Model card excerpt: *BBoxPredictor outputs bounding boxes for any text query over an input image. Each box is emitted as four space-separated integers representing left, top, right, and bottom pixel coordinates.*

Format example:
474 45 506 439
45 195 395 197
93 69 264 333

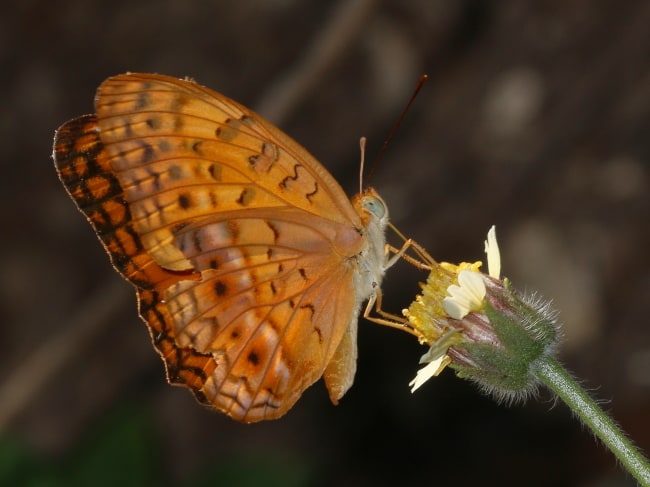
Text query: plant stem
535 356 650 486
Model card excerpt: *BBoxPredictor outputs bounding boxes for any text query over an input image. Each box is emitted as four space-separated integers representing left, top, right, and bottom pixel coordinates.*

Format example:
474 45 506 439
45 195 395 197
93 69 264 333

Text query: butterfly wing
53 74 369 421
54 114 217 395
144 225 360 420
94 72 362 273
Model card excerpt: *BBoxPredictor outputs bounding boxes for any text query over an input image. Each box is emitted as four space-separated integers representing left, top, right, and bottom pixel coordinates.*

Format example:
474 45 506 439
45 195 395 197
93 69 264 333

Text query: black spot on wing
146 117 161 129
169 164 183 180
135 92 150 110
139 141 155 163
247 350 259 366
214 280 227 296
266 221 280 243
178 193 191 209
208 163 222 180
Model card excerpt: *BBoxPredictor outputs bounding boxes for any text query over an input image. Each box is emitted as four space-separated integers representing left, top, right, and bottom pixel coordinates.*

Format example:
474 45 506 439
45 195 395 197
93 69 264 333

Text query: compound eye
362 196 386 219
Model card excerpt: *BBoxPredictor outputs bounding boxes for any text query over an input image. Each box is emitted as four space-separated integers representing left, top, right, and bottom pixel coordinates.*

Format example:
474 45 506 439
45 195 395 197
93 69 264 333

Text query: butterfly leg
385 239 434 271
362 291 424 340
362 238 434 339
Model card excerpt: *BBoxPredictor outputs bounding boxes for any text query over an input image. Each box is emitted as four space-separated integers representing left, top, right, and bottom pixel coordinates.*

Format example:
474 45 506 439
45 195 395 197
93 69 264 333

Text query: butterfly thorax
351 188 389 304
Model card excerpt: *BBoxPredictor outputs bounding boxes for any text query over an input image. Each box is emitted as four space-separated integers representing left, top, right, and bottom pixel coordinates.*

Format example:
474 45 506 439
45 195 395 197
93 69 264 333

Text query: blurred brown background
2 1 649 486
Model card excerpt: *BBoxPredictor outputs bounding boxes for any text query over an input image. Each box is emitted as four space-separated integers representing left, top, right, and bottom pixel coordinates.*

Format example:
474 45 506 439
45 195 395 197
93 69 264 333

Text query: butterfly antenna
367 74 429 183
358 136 367 194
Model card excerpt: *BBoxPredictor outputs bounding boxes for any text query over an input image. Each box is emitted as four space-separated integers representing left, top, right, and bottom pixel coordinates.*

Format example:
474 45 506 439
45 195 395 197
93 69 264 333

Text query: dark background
2 1 649 486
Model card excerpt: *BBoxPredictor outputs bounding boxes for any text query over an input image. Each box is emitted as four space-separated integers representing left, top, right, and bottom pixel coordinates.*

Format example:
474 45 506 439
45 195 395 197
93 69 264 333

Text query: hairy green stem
535 356 650 486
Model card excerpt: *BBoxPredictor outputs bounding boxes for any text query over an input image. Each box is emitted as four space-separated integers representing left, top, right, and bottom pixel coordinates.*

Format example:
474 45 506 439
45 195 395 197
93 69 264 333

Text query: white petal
484 225 501 279
442 296 468 319
457 270 486 302
443 271 486 319
446 284 472 308
409 355 447 393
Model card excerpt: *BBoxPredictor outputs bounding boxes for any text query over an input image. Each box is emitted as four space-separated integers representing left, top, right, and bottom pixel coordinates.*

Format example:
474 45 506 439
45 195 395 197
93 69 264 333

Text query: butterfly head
353 188 389 230
354 188 388 229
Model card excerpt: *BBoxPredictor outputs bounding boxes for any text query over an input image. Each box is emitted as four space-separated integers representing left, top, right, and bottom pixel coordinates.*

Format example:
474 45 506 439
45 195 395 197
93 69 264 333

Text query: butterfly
53 73 392 422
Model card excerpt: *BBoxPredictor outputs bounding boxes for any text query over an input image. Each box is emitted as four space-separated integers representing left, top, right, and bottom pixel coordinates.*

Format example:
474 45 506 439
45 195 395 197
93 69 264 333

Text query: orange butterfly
53 73 393 422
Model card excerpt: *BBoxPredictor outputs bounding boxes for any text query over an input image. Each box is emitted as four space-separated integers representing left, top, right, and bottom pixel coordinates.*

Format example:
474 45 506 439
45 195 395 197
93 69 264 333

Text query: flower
405 226 559 403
